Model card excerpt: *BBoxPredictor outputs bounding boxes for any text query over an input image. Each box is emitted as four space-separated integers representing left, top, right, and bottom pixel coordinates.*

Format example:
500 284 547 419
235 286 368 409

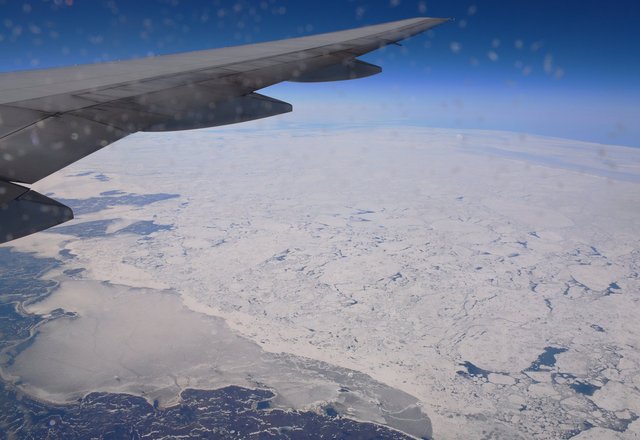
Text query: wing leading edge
0 17 449 244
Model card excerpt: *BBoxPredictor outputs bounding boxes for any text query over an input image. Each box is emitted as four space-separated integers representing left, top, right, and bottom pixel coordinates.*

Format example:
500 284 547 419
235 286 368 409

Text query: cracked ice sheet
8 125 640 439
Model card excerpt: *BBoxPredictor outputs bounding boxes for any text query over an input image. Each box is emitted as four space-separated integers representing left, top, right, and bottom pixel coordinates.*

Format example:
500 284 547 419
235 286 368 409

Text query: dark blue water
52 219 115 238
117 221 173 236
569 382 601 396
57 192 179 215
51 219 173 238
527 347 568 371
325 406 338 417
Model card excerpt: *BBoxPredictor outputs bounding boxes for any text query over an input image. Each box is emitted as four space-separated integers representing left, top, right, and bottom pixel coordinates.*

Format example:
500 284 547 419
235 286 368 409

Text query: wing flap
0 106 48 138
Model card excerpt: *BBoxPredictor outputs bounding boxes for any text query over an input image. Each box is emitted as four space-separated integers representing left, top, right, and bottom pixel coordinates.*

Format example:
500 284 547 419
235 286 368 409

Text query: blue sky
1 0 638 146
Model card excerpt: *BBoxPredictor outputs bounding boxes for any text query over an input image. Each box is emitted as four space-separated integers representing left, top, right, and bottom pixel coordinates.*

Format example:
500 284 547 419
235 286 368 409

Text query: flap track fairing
0 181 73 244
290 59 382 83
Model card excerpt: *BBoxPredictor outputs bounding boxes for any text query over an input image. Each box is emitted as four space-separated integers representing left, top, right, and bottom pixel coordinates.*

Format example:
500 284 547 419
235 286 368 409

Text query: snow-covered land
5 125 640 439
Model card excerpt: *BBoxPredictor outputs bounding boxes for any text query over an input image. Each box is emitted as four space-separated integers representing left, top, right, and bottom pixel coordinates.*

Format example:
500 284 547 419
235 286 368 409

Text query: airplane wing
0 17 448 244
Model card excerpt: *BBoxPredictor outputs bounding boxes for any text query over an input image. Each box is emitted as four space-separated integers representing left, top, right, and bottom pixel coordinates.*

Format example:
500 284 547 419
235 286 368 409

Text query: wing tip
392 17 450 40
414 16 453 26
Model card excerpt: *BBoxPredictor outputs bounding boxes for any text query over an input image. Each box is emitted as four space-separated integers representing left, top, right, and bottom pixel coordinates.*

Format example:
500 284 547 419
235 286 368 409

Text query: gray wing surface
0 17 448 243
